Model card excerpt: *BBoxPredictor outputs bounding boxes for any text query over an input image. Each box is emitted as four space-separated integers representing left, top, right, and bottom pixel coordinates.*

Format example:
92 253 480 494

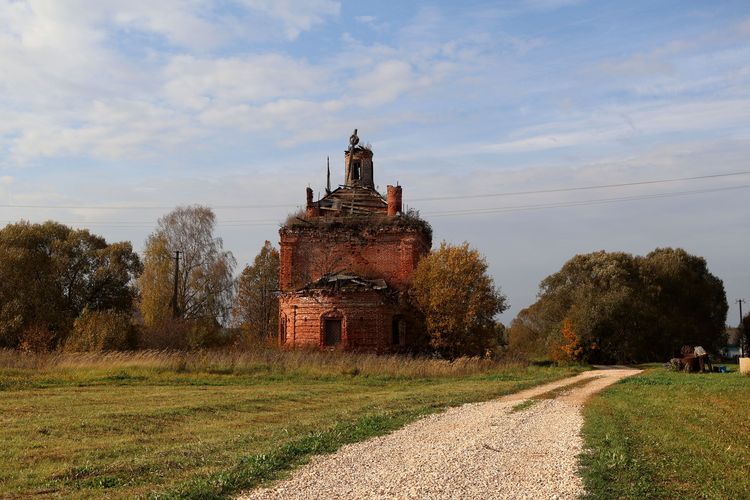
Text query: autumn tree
138 206 235 329
409 242 508 358
0 221 141 349
514 248 727 364
233 241 280 342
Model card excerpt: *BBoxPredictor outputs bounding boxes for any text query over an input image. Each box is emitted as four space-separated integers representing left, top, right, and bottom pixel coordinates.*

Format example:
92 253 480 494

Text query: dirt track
239 367 641 500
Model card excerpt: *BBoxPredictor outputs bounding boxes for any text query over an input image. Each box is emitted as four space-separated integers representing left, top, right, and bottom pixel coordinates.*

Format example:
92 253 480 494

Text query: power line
1 170 748 211
407 170 750 202
5 181 747 228
424 184 750 217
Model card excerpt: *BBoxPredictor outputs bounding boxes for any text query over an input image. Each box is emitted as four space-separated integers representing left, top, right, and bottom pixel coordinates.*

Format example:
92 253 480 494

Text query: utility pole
738 299 746 357
171 250 181 318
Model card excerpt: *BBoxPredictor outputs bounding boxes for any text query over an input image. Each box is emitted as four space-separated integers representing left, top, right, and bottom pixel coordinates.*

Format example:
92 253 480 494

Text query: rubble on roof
300 272 388 292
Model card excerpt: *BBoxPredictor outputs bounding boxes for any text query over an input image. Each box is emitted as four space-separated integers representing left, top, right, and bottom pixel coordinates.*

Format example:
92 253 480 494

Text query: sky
1 0 749 324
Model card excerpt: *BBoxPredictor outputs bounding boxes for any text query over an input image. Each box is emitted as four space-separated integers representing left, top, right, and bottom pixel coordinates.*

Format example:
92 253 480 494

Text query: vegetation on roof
281 208 432 240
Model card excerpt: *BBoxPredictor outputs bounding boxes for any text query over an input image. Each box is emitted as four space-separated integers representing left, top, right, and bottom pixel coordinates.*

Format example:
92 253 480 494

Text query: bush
139 317 230 350
19 324 55 353
187 317 225 349
65 309 137 352
139 318 190 349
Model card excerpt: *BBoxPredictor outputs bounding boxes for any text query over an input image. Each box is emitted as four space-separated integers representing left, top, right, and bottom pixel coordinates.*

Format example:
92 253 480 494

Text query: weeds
0 348 525 379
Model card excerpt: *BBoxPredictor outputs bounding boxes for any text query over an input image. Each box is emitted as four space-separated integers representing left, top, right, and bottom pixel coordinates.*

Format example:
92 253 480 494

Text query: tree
138 206 235 328
409 242 508 358
514 248 727 364
0 221 141 349
640 248 728 356
233 241 280 342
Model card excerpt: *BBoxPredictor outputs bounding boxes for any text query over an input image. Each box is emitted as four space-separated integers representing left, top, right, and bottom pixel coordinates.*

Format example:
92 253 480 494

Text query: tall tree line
507 248 728 363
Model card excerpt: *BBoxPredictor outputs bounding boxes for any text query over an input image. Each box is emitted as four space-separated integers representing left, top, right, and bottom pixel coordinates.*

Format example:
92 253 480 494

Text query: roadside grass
0 349 581 498
580 365 750 499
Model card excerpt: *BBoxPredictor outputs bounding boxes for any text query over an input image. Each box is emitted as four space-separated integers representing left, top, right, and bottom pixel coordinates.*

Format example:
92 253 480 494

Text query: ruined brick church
278 130 432 351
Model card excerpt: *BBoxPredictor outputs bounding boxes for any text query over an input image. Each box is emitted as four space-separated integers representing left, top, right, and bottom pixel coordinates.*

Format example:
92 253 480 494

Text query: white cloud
348 60 419 107
164 54 327 109
10 100 198 161
238 0 340 40
482 98 750 155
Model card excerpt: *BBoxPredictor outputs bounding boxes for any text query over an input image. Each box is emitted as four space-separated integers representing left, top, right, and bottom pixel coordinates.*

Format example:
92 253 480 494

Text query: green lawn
0 354 579 498
580 365 750 499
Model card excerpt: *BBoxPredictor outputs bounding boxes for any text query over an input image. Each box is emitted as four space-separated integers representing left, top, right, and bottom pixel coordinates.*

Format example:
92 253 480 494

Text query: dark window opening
280 316 287 344
351 160 361 180
391 317 406 346
324 319 342 346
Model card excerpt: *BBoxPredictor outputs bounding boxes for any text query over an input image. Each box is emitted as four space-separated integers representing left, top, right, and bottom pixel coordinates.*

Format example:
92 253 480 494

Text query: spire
326 156 331 194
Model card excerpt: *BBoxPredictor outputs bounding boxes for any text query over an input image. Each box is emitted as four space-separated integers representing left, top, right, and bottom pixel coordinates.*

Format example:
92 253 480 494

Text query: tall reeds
0 348 527 378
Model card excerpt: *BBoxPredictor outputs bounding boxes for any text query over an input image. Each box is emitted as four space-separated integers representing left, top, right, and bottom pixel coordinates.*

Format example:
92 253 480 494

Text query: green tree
409 242 508 358
0 221 141 349
138 206 235 329
515 248 727 364
233 241 280 342
540 251 651 363
640 247 728 356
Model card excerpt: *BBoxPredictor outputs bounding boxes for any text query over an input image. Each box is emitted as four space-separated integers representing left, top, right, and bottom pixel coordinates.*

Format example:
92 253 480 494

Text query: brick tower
278 130 432 351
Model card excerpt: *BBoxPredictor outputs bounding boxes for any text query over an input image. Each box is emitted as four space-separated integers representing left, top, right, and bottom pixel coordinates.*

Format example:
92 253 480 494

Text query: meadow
580 364 750 499
0 349 580 499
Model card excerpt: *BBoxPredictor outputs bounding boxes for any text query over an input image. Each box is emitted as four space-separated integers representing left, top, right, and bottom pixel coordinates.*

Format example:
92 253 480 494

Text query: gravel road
239 368 640 500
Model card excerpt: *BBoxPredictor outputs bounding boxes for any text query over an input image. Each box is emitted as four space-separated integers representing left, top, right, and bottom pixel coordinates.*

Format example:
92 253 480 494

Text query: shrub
19 324 55 353
65 309 137 352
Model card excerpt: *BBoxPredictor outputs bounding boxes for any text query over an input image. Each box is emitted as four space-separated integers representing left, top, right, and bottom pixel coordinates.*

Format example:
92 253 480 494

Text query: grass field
0 349 580 499
580 365 750 499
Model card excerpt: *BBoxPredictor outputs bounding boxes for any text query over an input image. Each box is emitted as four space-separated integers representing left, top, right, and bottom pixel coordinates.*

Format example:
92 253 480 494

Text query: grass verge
580 365 750 499
0 349 581 498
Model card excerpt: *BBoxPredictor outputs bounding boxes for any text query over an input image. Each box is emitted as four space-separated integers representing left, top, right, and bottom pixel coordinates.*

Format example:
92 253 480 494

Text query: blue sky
1 0 749 323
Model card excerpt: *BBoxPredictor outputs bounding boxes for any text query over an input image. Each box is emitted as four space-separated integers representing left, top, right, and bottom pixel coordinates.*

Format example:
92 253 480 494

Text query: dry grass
0 347 525 379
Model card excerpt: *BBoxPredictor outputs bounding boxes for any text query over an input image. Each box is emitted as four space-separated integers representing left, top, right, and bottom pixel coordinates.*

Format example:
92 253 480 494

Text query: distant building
278 130 432 351
722 327 741 360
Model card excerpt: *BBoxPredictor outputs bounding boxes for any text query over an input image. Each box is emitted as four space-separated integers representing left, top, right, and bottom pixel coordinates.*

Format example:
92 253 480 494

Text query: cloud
348 60 420 107
482 98 750 155
238 0 340 40
164 54 327 109
10 100 199 162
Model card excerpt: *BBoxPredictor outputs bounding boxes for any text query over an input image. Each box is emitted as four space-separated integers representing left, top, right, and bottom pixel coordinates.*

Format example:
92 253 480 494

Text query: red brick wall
279 226 430 292
278 223 430 351
279 291 399 351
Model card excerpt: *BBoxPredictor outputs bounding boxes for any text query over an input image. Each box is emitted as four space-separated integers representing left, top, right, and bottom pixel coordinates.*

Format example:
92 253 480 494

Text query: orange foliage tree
551 317 584 362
